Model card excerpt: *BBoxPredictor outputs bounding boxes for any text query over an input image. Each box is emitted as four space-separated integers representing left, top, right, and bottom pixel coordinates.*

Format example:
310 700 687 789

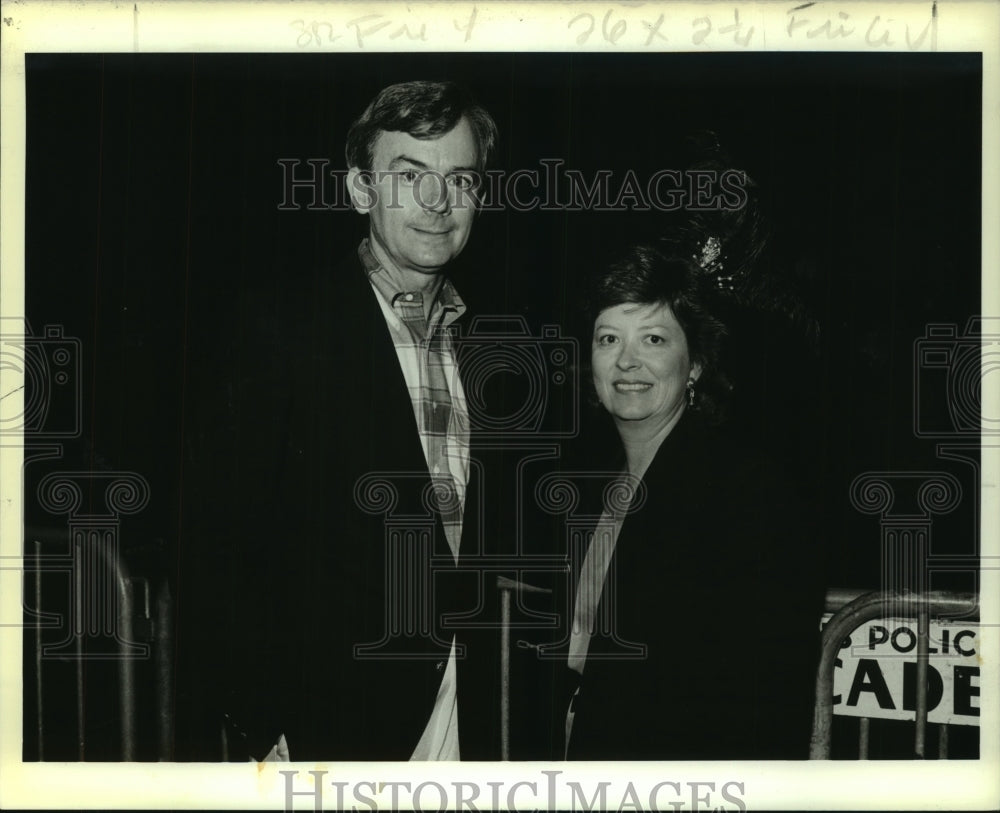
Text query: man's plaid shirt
359 239 470 561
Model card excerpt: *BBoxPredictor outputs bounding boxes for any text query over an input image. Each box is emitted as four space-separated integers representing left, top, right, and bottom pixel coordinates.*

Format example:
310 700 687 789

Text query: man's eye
449 173 478 190
398 170 419 184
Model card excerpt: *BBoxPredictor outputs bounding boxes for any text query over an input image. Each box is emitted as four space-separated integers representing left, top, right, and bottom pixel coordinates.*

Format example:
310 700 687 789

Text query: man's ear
346 166 375 213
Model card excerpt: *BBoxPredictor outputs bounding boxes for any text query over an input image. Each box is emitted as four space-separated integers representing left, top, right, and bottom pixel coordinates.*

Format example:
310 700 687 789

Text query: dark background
21 52 983 760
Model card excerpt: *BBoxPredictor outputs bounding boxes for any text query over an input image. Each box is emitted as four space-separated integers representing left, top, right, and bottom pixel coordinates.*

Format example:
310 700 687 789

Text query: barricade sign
820 614 981 726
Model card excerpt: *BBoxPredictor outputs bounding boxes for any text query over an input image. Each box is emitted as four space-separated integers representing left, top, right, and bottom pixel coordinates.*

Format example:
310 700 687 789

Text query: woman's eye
597 334 618 346
646 335 665 345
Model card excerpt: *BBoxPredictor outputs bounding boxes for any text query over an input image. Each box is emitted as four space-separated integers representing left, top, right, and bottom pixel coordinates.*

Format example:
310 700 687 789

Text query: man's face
351 117 480 285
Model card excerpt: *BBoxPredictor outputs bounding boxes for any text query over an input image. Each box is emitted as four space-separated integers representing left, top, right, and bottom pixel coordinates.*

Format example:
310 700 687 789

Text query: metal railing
30 532 175 761
810 587 979 759
32 558 977 762
496 581 980 761
497 575 552 760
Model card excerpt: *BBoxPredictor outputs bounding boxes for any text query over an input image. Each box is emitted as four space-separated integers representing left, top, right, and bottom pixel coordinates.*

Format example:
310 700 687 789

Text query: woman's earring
686 378 697 408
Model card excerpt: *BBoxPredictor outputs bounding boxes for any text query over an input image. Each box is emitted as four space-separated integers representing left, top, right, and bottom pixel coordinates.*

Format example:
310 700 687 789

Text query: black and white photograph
1 1 997 810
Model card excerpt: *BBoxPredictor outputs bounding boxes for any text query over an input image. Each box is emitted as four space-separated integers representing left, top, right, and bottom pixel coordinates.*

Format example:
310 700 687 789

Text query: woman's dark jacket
561 411 825 760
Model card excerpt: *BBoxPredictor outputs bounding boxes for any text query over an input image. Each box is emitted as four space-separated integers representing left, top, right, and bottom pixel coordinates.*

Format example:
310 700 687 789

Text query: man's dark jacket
176 249 499 761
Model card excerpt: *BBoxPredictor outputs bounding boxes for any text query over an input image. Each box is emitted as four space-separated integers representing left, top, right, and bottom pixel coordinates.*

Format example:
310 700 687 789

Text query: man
233 80 499 762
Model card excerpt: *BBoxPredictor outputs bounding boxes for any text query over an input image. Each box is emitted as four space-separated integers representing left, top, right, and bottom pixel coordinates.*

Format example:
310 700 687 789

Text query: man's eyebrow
387 155 430 170
386 155 478 174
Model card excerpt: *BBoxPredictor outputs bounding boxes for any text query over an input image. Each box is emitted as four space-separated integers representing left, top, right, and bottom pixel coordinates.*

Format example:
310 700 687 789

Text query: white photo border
1 1 997 810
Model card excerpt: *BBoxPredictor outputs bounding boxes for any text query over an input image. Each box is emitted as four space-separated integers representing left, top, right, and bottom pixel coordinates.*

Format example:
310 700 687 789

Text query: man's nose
418 172 452 214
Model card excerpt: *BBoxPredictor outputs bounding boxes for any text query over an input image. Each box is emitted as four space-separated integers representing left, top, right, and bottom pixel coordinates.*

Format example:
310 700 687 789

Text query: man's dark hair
586 243 732 423
345 80 498 174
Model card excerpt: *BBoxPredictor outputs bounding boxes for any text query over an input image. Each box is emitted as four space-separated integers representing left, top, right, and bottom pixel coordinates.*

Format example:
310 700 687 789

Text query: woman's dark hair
345 80 498 174
585 242 732 423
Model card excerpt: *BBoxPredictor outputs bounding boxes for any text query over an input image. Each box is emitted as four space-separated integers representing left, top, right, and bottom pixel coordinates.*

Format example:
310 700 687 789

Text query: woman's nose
615 340 640 369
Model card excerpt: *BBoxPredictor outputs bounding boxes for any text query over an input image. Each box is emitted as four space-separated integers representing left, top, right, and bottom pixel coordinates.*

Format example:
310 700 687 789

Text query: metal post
810 591 888 759
500 586 511 761
155 578 175 760
113 557 136 761
858 717 870 759
496 575 551 761
34 540 44 760
914 600 930 758
938 724 949 759
74 537 84 761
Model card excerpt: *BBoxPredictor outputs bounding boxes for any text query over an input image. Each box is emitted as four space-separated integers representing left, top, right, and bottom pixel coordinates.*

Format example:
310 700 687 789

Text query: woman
562 239 825 760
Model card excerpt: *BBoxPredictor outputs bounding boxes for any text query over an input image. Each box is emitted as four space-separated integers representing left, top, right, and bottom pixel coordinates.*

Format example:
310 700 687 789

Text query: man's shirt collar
358 238 466 325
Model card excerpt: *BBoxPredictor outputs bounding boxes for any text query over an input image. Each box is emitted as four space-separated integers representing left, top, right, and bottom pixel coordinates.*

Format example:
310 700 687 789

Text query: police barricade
810 587 979 759
497 582 980 761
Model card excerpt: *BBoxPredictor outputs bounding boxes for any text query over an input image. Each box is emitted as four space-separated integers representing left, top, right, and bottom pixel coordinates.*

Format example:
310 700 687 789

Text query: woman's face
592 301 701 432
